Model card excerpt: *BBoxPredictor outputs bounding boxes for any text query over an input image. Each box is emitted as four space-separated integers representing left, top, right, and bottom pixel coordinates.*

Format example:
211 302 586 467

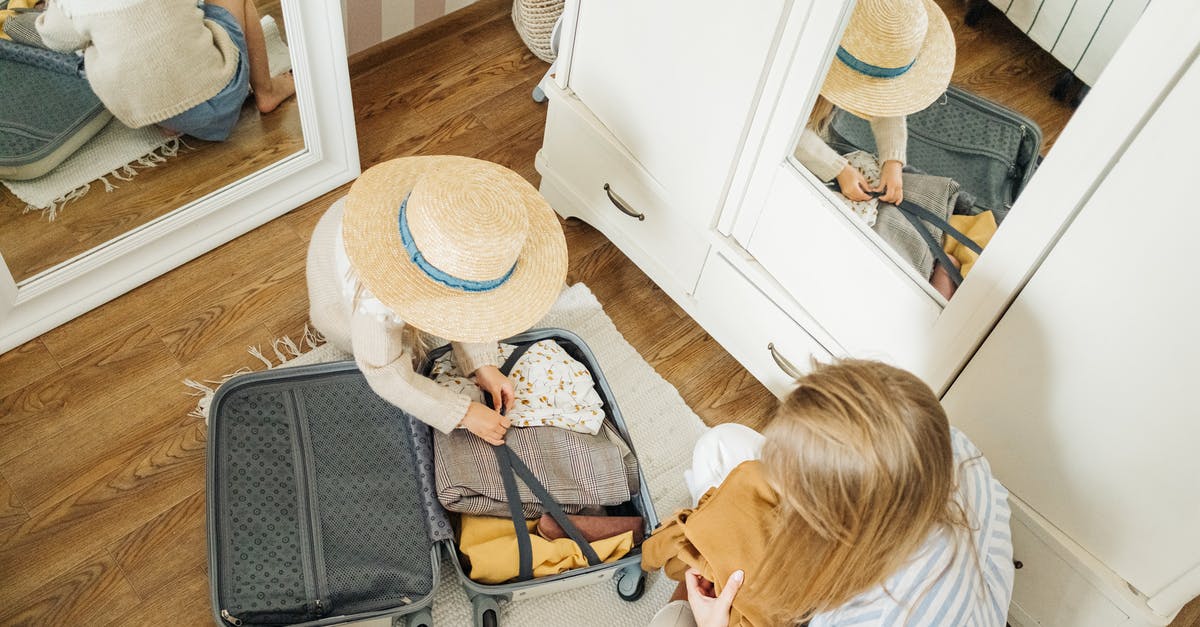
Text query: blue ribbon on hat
837 46 916 79
398 194 516 293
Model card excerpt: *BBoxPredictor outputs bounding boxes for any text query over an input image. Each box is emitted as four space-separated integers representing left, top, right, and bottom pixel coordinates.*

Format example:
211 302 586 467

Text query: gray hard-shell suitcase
827 84 1043 224
207 328 656 627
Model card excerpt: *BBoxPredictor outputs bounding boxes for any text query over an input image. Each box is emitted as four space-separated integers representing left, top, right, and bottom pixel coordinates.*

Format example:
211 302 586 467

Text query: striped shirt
809 428 1015 627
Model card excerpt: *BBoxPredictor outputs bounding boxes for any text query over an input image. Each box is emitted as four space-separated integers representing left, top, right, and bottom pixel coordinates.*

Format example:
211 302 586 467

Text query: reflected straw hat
820 0 956 119
341 156 568 343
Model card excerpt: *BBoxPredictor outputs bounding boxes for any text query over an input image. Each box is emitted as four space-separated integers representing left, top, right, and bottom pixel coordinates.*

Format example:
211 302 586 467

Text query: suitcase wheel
399 607 433 627
472 595 501 627
616 564 646 602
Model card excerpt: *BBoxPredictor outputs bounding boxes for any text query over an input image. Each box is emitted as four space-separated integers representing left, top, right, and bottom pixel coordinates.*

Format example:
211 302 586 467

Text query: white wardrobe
536 0 1200 625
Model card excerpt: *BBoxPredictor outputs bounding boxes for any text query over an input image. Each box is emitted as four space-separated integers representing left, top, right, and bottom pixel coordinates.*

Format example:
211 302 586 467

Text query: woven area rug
190 283 708 625
3 15 292 219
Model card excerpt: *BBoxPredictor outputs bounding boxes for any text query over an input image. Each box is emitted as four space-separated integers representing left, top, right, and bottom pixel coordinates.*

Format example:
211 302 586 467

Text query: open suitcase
827 84 1043 224
206 328 656 627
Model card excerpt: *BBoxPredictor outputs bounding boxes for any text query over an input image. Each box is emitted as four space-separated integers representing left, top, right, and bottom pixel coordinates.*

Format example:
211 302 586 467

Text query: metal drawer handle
603 183 645 221
768 342 804 380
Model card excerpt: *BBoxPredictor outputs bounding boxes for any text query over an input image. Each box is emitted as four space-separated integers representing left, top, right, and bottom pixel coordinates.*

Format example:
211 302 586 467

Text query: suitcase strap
486 340 603 582
895 199 984 287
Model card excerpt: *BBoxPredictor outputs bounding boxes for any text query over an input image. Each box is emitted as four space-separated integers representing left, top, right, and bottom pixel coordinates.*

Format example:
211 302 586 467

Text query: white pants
648 423 765 627
683 422 765 505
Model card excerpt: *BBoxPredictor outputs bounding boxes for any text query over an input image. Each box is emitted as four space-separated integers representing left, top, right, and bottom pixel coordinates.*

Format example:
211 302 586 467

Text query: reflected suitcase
827 85 1043 224
207 328 656 627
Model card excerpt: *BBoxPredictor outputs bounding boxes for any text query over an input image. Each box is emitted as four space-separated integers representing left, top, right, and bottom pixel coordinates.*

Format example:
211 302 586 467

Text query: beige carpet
194 283 708 625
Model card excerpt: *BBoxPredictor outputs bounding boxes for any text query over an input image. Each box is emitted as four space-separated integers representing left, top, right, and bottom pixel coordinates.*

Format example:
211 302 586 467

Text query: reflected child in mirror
36 0 296 141
794 0 957 206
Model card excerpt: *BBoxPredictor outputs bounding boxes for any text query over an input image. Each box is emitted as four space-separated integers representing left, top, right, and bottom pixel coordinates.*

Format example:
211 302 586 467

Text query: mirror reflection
0 0 303 283
791 0 1144 300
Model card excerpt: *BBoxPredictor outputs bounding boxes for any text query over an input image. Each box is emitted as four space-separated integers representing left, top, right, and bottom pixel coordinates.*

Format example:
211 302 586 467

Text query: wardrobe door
564 0 786 226
943 52 1200 605
731 0 1199 391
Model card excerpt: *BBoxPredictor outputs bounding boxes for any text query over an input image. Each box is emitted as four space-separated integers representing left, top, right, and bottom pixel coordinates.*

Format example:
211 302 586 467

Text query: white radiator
988 0 1151 84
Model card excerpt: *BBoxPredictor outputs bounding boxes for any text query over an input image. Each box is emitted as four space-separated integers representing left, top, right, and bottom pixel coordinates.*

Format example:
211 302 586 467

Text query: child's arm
871 116 907 203
794 128 849 184
35 1 89 52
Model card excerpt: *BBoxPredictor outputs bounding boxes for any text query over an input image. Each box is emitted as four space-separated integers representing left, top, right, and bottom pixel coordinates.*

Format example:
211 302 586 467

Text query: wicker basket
512 0 563 63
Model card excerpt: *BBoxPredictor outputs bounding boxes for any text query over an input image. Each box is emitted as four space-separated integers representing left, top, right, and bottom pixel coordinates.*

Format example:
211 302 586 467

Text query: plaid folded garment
434 423 640 518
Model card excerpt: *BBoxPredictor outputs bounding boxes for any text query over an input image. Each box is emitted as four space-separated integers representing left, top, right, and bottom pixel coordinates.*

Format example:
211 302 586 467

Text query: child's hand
473 365 515 413
460 402 511 446
874 159 904 203
836 164 873 201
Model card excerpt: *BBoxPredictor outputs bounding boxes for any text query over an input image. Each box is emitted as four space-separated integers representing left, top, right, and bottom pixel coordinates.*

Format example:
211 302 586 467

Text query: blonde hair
808 94 837 137
755 359 966 624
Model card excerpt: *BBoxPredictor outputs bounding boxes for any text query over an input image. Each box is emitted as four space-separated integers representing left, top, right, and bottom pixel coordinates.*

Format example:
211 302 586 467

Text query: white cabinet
538 1 1200 625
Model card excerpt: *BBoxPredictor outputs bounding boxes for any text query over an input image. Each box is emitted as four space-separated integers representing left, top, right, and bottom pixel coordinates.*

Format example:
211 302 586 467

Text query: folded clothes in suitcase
207 328 656 627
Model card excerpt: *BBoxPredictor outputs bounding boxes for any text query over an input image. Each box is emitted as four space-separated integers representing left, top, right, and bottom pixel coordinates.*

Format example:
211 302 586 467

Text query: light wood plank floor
0 0 1195 624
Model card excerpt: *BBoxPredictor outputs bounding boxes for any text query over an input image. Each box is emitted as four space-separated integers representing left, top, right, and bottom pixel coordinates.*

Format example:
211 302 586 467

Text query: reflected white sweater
36 0 239 127
305 198 503 434
794 115 908 182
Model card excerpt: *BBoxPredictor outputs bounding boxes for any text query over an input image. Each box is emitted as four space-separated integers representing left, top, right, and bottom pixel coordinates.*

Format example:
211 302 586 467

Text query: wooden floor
0 0 1195 625
936 0 1079 154
0 4 301 283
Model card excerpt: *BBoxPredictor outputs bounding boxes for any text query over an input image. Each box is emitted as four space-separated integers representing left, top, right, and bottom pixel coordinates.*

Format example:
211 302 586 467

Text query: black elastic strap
895 206 967 286
897 199 984 255
491 444 536 581
504 444 602 567
895 199 984 287
485 339 601 581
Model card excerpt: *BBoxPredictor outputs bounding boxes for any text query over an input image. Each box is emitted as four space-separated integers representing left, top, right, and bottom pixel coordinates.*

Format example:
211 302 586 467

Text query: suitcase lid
207 362 443 626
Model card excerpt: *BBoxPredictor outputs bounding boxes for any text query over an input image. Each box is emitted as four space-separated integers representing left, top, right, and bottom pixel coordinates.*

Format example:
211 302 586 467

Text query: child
643 359 1014 626
795 0 956 205
36 0 295 141
306 156 568 444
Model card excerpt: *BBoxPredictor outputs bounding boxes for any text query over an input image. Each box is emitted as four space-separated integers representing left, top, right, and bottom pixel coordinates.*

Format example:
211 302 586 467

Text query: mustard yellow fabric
458 515 634 584
943 210 998 278
0 0 39 40
641 461 779 627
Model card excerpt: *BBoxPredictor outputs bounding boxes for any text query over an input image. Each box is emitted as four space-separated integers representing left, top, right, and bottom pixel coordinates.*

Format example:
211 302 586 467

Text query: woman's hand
473 365 515 413
685 568 744 627
874 159 904 203
836 164 873 201
460 401 511 446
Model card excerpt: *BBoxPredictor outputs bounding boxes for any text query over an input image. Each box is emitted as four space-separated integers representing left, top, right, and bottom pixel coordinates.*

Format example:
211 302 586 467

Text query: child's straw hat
342 156 567 343
820 0 956 118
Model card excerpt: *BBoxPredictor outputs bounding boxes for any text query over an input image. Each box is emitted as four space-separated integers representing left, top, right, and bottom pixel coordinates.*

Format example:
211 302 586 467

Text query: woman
796 0 956 205
306 156 568 444
643 360 1014 626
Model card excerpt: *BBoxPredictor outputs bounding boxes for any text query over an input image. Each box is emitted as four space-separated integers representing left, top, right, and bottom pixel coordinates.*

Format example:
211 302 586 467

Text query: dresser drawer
693 251 831 397
1009 514 1132 626
538 93 710 294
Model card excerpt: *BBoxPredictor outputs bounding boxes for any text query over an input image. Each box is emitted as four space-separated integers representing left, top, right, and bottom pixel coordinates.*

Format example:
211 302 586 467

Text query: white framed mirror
0 0 359 353
722 0 1181 389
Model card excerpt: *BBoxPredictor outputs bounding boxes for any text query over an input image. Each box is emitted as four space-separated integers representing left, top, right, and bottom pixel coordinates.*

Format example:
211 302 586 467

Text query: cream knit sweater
306 199 504 434
37 0 240 128
794 115 908 182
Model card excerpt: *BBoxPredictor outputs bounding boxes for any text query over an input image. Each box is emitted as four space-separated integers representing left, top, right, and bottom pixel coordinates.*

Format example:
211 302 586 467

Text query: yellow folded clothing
944 210 998 278
458 514 633 584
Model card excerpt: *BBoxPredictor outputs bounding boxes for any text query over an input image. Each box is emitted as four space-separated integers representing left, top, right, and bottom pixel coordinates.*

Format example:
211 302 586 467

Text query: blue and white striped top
809 428 1015 627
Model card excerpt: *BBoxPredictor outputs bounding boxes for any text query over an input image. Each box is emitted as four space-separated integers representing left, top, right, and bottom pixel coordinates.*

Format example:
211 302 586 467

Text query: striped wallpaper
341 0 481 56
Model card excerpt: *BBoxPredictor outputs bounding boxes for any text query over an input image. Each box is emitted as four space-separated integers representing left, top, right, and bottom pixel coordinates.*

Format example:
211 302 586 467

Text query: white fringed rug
190 283 707 626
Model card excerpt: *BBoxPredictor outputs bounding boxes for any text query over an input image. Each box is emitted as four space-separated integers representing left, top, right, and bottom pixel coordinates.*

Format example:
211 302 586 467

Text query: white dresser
537 1 1200 625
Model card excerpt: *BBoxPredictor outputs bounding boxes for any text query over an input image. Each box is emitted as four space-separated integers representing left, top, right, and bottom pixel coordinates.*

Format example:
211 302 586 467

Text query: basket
511 0 563 63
